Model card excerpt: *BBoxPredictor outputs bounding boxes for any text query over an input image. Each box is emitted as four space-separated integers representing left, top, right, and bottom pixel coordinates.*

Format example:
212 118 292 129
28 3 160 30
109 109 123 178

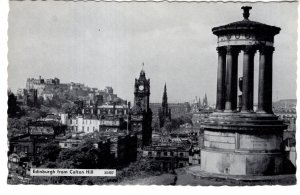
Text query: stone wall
201 129 285 175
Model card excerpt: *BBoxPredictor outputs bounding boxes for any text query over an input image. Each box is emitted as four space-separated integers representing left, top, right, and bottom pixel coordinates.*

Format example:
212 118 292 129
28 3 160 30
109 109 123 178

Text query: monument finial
241 6 252 20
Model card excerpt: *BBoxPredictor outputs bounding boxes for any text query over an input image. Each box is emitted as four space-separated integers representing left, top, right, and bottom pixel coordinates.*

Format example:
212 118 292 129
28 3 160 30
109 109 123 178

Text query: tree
57 139 99 169
40 105 50 117
115 155 161 182
7 117 28 137
72 140 99 168
40 141 61 163
161 113 193 133
61 102 78 114
164 121 173 133
7 91 21 118
152 120 160 131
26 109 43 120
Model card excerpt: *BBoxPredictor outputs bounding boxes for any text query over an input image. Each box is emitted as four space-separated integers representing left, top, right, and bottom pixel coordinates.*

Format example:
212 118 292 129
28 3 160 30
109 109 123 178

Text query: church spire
162 83 168 110
159 83 171 128
203 93 208 107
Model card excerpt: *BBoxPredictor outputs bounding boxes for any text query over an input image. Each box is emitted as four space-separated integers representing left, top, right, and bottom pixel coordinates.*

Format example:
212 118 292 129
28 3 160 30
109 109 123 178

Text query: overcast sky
8 1 297 104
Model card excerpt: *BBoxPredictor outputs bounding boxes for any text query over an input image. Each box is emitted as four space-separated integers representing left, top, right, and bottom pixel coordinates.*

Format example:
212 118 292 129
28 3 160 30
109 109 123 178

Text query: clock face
139 85 144 91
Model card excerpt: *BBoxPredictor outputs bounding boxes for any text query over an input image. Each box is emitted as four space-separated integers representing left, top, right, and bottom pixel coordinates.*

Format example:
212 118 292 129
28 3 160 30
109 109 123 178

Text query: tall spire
198 96 202 107
159 83 171 128
203 93 208 107
162 83 168 110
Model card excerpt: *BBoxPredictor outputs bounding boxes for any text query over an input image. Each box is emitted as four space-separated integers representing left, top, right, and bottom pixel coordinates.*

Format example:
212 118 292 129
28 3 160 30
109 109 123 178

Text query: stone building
41 91 54 101
191 96 202 113
23 89 38 107
115 134 138 166
191 110 213 127
104 86 114 94
99 115 126 132
191 94 209 113
58 138 82 149
189 146 201 165
45 78 60 85
9 134 53 160
97 104 128 116
168 103 191 118
26 76 60 97
142 145 190 172
8 121 66 165
68 115 100 133
150 102 190 120
26 76 45 96
94 132 137 166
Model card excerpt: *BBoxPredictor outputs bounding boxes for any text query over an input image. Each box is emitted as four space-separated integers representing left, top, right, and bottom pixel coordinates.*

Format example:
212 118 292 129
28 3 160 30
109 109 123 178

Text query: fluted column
258 46 274 113
216 47 226 111
225 46 239 112
241 46 255 112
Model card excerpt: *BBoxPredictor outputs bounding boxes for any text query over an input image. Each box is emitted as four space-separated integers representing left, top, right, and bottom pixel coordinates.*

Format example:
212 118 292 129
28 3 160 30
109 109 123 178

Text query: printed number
104 171 114 174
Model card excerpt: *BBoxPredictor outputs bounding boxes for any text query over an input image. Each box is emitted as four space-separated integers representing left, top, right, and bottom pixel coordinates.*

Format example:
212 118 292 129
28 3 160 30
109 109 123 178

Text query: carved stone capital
216 47 226 55
226 46 240 56
243 46 256 55
259 46 274 55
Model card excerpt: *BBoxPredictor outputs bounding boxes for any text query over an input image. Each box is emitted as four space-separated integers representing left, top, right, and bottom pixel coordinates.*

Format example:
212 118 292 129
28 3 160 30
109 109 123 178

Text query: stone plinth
182 166 296 185
200 112 288 176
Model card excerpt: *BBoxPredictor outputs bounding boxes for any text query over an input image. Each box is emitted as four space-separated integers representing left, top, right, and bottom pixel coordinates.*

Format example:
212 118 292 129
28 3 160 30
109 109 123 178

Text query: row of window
71 126 97 132
100 121 119 125
98 109 127 114
63 143 79 147
70 119 99 125
70 119 120 125
147 151 186 157
12 145 41 154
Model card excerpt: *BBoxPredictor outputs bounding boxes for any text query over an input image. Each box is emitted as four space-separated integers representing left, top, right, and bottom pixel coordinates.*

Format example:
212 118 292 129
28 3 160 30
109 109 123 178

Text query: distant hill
273 99 296 112
273 99 296 107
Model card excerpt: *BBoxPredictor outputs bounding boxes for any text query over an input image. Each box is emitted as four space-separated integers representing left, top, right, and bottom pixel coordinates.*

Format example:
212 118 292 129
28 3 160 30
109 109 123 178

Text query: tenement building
9 120 66 165
200 7 292 176
130 68 153 147
142 145 190 172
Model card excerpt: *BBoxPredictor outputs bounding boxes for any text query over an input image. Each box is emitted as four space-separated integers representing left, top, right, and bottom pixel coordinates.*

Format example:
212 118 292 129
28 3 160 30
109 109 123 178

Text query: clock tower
133 69 150 112
131 68 152 147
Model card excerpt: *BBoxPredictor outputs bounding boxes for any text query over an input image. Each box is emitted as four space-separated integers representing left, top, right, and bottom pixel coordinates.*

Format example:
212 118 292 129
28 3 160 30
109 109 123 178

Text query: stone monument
201 6 289 176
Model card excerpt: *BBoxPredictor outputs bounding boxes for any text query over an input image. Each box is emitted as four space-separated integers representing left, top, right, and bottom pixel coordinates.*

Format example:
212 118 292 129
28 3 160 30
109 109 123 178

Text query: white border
0 1 299 195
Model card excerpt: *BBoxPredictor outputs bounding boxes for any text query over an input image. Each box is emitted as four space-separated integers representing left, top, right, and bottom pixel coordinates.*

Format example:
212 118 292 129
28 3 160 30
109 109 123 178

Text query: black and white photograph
4 0 298 186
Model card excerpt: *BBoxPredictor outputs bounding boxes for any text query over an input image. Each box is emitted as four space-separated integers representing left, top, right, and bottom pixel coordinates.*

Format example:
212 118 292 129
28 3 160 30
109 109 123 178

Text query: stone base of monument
201 149 287 175
200 112 293 176
181 166 296 185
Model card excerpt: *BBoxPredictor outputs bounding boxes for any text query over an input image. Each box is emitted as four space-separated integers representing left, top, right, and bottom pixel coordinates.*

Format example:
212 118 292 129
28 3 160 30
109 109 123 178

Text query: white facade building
68 116 100 133
60 113 68 125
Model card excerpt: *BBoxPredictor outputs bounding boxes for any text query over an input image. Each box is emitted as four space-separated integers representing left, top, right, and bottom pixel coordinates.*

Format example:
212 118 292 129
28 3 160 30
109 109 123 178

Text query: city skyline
8 2 297 103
